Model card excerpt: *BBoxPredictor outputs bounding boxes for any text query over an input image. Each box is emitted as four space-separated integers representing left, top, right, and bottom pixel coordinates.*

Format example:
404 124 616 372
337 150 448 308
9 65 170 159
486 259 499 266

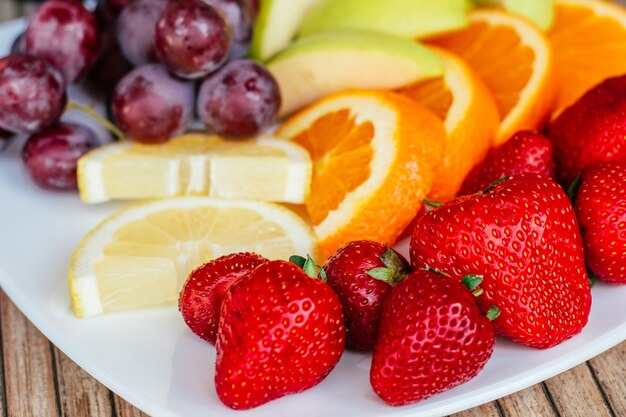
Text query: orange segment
276 90 446 258
429 9 557 144
548 0 626 113
398 47 500 201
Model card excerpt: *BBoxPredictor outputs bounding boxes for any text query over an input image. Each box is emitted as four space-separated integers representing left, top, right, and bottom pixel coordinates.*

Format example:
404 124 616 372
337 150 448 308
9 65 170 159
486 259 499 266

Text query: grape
96 0 130 26
11 33 26 54
22 122 99 190
87 33 133 93
111 64 194 144
0 128 13 152
116 0 167 66
155 0 231 79
25 0 101 83
0 55 67 134
202 0 253 58
197 59 281 137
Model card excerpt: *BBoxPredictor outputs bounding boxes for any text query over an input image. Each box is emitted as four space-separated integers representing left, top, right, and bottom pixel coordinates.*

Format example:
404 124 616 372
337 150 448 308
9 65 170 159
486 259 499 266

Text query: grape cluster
0 0 281 191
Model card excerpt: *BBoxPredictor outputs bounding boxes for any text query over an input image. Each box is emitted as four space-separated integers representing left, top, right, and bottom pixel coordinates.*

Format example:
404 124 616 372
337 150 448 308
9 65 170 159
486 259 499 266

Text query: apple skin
267 30 443 116
299 0 470 39
250 0 322 61
474 0 554 30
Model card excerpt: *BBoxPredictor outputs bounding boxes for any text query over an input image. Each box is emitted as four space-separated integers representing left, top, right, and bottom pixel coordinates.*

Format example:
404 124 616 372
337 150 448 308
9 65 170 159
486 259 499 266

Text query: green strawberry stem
486 306 500 321
461 274 483 290
483 176 510 194
67 100 126 141
289 255 327 282
367 248 409 285
422 198 443 209
567 174 582 201
424 265 450 277
587 269 598 287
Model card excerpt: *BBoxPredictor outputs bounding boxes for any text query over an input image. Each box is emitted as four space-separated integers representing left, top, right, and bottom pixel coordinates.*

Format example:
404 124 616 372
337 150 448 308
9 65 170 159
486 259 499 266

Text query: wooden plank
53 347 113 417
497 383 558 417
0 291 59 417
113 394 151 417
544 363 613 417
589 342 626 416
451 401 501 417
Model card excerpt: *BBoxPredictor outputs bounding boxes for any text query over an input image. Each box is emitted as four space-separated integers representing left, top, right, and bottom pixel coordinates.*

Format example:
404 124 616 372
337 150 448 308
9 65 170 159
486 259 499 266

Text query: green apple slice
250 0 322 61
474 0 554 30
267 30 443 117
299 0 470 39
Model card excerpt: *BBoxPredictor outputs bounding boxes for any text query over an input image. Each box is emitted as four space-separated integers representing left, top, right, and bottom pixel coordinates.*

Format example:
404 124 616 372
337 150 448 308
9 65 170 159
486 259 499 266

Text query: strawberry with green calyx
215 259 345 410
459 130 555 196
178 252 267 344
410 174 592 349
573 162 626 284
370 269 495 406
322 241 410 350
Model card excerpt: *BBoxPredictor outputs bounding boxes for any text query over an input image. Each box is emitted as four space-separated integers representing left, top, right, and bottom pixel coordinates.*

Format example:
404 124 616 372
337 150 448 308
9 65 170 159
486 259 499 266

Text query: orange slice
548 0 626 113
276 90 446 258
429 9 557 144
397 47 500 201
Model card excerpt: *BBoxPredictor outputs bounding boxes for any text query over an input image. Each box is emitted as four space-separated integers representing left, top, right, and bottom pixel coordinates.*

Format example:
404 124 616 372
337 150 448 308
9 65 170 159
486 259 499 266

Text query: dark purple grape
96 0 131 27
0 128 13 152
10 33 26 54
155 0 231 79
87 32 134 92
22 122 99 190
0 55 67 134
111 64 194 144
197 59 281 137
201 0 253 58
115 0 167 66
25 0 101 83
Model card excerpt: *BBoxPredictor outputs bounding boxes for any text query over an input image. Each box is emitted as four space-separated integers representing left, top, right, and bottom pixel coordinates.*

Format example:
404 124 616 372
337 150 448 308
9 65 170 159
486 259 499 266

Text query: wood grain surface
0 2 624 417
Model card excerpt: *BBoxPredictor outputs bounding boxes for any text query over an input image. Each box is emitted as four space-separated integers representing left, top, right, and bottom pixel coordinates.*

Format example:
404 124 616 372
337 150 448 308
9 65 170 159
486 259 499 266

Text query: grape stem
66 100 125 141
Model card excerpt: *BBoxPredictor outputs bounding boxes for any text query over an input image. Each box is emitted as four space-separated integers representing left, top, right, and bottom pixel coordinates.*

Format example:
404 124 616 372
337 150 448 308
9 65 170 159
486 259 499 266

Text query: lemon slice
78 134 312 204
68 197 319 318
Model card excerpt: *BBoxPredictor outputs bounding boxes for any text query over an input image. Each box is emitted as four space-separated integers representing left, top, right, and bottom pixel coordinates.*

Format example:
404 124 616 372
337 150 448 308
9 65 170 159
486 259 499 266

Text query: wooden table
1 1 625 416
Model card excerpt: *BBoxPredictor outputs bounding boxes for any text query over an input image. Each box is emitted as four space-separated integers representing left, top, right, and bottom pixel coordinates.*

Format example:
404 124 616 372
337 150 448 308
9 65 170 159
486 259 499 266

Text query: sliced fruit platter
0 0 626 416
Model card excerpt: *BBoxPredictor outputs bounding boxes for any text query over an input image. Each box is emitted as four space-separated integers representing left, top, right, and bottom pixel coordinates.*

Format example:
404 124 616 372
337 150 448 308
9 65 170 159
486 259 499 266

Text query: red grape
0 55 67 134
25 0 101 83
115 0 167 66
202 0 253 58
22 122 99 190
197 59 280 137
155 0 231 79
111 64 194 144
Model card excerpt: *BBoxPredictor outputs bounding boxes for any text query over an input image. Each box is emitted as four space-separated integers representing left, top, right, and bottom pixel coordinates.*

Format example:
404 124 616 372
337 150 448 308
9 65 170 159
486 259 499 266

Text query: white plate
1 18 625 417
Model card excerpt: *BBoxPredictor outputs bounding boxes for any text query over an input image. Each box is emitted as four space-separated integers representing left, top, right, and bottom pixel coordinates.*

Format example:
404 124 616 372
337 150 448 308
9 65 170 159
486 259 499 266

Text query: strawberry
322 240 409 350
370 270 495 406
574 162 626 284
410 174 592 349
549 75 626 186
459 130 555 196
215 258 345 410
178 252 267 344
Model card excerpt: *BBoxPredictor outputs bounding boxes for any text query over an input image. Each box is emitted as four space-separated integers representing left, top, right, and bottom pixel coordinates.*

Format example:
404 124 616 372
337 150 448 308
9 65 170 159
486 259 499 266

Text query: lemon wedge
68 197 318 318
78 133 312 204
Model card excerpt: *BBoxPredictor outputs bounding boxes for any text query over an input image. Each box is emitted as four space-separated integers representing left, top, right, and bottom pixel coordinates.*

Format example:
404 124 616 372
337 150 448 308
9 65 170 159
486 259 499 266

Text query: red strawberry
459 130 555 195
370 270 495 406
215 258 345 410
574 162 626 284
322 240 409 350
550 75 626 186
410 174 592 349
178 252 267 344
